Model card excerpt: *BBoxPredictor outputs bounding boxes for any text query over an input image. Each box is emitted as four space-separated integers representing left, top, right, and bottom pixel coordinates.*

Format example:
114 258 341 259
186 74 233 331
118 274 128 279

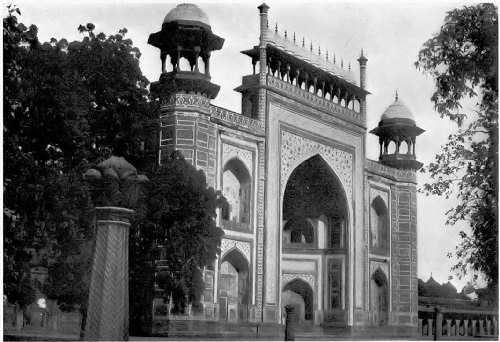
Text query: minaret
357 50 368 119
148 4 223 187
357 49 368 90
370 92 425 170
257 3 269 123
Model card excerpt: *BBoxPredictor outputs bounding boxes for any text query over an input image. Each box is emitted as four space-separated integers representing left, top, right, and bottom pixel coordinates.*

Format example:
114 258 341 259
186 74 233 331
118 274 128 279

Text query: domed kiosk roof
370 92 424 139
163 4 210 29
381 96 415 122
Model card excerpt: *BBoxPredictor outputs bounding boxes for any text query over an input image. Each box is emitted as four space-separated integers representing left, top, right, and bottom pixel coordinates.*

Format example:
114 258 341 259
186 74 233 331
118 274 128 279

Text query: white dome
163 4 210 27
381 97 415 122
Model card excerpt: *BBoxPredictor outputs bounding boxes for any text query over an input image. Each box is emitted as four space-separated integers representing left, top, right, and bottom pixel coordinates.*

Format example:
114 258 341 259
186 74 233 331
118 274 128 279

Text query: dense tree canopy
415 4 498 286
3 6 154 312
132 151 225 316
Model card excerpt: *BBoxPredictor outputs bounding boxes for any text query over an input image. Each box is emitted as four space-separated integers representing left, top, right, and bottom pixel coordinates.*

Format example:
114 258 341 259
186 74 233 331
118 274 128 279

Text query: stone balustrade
266 75 364 127
418 306 498 339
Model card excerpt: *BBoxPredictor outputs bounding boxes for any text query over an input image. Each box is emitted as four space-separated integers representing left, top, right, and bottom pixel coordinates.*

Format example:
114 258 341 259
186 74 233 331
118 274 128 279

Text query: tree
131 151 224 322
3 6 155 322
415 4 498 286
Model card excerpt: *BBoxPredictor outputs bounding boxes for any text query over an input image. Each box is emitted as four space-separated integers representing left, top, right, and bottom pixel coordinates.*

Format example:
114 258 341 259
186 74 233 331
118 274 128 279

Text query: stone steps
150 320 420 340
152 319 285 339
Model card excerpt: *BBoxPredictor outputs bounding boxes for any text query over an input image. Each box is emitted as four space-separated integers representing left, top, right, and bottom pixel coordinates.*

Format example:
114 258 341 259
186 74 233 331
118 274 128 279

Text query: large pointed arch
280 153 351 326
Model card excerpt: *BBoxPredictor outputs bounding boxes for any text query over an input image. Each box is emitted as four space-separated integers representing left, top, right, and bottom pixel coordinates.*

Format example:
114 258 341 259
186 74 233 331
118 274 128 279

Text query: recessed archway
370 268 389 326
282 154 349 326
222 158 251 225
282 278 314 322
370 196 389 255
218 249 250 321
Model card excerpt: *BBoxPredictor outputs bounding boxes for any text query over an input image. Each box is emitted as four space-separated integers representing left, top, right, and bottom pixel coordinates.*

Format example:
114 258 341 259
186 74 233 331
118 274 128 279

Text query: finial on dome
318 45 321 56
302 37 305 48
293 32 296 44
284 30 287 39
326 50 329 61
310 41 313 52
395 90 399 101
348 62 351 71
358 48 368 64
275 23 278 33
258 3 270 13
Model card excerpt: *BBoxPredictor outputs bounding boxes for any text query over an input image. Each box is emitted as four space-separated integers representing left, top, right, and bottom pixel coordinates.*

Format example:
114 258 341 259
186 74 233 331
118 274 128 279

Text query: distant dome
163 4 210 28
380 96 415 122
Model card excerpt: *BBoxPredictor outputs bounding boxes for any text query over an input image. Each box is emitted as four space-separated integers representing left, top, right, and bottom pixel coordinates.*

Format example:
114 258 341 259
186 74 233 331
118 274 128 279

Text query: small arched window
283 217 314 246
370 196 389 255
222 158 251 224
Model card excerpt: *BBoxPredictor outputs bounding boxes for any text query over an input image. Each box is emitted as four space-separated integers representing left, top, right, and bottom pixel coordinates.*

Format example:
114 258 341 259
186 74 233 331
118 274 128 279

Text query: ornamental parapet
267 75 364 126
366 159 417 184
262 28 357 85
209 105 264 135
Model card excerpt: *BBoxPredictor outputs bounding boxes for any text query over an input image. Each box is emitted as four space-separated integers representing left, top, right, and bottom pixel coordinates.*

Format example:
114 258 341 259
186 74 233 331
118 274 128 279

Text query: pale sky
8 0 483 291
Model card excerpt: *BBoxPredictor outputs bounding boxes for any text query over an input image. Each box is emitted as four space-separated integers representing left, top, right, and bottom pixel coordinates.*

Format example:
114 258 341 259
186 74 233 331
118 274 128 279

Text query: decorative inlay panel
221 238 251 264
161 94 210 109
280 130 353 199
209 105 264 133
282 273 315 290
222 144 253 173
256 141 265 317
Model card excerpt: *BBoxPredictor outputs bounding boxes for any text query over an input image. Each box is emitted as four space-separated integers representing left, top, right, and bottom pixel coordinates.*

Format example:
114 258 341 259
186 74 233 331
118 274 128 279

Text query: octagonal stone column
84 206 134 341
83 155 148 341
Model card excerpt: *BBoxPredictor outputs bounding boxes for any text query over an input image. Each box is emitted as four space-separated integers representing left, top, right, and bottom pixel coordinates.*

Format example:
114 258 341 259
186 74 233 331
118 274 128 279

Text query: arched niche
222 158 251 225
282 278 314 322
283 217 315 246
387 140 397 154
353 99 360 113
370 267 389 326
400 140 409 154
370 196 389 255
198 57 206 74
178 56 191 71
218 249 250 321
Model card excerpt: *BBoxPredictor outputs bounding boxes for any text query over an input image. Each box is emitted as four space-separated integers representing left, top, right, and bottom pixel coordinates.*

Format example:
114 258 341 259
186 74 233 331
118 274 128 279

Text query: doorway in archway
218 249 250 321
282 278 314 323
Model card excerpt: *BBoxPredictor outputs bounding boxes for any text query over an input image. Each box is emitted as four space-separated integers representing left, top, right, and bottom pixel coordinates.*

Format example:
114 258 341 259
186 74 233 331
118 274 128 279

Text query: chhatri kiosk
148 2 424 332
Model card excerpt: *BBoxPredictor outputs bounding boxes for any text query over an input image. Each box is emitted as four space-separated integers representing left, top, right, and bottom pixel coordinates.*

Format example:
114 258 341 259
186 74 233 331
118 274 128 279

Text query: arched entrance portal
282 154 349 326
370 268 389 326
218 249 250 321
282 279 314 323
